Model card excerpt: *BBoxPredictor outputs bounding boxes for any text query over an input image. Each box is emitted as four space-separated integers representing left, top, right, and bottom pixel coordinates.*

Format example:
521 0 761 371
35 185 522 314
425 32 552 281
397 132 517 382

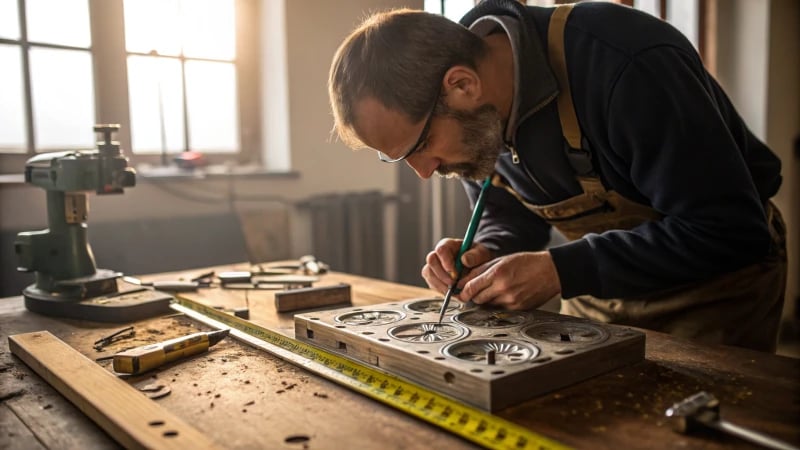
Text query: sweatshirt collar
461 0 559 144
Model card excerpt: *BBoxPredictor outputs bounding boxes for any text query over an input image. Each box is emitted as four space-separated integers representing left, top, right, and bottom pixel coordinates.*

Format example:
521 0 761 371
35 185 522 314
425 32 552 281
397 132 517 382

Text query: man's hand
423 243 562 310
421 238 494 295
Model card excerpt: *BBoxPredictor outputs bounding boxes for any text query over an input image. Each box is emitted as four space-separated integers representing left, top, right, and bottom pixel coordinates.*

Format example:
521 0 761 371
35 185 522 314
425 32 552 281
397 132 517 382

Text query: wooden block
8 331 222 450
275 283 352 313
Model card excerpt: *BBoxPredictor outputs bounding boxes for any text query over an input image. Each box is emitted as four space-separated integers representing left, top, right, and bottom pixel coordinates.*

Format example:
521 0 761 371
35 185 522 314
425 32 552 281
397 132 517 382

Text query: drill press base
24 286 173 323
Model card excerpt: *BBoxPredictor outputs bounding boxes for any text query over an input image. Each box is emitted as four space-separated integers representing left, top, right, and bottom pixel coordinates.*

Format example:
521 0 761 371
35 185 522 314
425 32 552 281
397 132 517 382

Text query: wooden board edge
8 331 222 450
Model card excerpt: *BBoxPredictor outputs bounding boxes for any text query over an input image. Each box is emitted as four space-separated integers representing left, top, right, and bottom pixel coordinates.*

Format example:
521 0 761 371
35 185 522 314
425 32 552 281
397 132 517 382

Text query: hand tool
257 255 329 275
218 272 319 289
13 124 153 322
112 329 230 375
10 331 222 449
437 176 492 325
298 255 329 275
93 326 135 351
121 275 201 292
665 391 799 450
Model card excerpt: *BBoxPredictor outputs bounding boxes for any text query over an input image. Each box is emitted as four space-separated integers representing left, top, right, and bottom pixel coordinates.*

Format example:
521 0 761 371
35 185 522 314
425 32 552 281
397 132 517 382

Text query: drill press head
15 124 136 303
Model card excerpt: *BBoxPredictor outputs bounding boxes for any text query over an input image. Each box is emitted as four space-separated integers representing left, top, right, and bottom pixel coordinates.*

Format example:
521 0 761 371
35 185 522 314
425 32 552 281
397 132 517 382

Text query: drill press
14 124 172 322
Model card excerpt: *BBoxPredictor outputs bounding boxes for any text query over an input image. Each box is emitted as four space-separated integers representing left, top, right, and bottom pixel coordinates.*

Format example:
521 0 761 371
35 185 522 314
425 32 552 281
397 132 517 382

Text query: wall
1 0 797 310
0 0 418 297
716 0 800 322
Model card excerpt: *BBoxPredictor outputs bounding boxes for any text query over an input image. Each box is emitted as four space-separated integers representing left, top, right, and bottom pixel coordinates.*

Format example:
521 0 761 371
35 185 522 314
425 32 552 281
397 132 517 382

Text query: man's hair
328 8 488 148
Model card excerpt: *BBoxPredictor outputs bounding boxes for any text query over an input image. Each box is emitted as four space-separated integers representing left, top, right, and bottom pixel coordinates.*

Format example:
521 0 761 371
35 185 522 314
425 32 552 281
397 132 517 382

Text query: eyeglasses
377 87 440 163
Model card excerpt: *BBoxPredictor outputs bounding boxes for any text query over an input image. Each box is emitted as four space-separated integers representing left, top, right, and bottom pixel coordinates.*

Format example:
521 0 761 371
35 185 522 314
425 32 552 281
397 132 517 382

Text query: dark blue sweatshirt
459 0 782 299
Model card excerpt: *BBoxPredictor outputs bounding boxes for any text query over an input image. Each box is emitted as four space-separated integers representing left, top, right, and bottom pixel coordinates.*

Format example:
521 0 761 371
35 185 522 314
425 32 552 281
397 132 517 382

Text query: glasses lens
377 151 395 162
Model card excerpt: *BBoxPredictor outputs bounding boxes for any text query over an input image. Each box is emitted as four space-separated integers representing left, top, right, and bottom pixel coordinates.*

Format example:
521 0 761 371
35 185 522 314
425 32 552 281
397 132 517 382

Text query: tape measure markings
172 296 570 450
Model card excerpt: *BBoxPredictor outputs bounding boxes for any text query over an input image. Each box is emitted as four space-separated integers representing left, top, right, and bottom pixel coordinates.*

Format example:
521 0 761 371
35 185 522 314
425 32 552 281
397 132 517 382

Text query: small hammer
665 391 798 450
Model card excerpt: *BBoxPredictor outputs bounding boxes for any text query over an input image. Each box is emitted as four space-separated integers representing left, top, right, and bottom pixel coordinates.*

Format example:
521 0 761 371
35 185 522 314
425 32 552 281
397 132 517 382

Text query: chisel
112 329 229 375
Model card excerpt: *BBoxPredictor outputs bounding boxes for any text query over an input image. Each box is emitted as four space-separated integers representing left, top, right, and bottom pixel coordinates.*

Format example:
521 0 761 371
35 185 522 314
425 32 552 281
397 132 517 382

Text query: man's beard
435 102 504 181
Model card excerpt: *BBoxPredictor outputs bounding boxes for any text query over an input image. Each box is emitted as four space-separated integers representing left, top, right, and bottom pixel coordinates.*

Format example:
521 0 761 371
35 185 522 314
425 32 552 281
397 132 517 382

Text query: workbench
1 264 798 449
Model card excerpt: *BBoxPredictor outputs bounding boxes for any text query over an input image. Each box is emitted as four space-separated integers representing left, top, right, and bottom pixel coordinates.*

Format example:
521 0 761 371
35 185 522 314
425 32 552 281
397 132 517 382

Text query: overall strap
547 4 594 176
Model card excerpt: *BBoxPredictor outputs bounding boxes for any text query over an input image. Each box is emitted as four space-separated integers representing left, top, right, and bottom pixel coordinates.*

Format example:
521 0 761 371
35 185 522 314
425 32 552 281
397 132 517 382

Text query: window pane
127 55 185 154
185 60 238 152
426 0 476 21
667 0 699 50
0 44 26 152
634 0 661 18
26 0 90 47
181 0 235 60
29 48 95 150
0 0 19 40
124 0 182 56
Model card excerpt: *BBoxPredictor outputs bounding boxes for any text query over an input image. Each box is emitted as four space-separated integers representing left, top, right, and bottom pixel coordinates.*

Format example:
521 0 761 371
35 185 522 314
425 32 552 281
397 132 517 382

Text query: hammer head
665 391 721 434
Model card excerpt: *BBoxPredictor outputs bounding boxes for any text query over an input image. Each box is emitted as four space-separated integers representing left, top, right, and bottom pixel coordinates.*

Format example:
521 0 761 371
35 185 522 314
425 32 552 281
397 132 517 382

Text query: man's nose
405 155 438 179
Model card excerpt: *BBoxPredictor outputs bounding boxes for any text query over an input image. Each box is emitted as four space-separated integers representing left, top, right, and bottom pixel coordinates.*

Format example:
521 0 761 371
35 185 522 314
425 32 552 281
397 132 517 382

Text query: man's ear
442 65 482 109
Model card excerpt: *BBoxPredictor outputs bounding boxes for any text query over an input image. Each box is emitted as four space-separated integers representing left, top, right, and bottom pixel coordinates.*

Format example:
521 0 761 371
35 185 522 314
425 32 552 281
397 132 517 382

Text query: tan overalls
491 5 787 352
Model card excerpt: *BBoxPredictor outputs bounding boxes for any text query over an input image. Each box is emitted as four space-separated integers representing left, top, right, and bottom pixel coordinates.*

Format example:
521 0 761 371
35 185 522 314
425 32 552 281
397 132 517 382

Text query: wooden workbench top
1 264 798 449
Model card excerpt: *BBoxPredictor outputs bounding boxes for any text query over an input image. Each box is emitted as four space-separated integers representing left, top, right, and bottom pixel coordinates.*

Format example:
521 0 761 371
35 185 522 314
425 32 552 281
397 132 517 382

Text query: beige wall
717 0 800 320
0 0 419 265
1 0 796 302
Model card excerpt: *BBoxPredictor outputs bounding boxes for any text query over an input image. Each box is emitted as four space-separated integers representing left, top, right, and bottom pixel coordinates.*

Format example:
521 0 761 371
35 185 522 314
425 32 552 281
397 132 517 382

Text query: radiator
306 191 385 279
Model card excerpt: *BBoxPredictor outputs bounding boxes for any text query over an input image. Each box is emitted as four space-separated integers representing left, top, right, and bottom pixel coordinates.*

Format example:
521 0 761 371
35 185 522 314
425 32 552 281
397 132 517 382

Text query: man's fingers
425 250 456 285
421 263 449 294
460 244 493 269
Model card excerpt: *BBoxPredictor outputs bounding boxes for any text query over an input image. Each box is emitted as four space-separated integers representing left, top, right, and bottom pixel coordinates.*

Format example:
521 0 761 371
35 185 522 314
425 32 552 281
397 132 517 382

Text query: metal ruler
172 296 570 450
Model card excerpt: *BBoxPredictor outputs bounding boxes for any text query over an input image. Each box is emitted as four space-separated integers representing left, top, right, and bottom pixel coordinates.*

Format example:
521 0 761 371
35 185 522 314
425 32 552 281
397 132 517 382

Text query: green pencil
437 176 492 324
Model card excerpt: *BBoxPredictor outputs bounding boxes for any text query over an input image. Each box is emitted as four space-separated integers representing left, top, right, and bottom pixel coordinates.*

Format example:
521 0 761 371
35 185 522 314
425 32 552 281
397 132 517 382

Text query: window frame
0 0 262 175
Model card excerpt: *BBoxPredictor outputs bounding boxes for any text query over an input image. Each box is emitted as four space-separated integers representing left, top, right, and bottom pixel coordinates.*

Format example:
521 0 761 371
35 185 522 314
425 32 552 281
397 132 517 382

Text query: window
0 0 261 175
0 0 95 156
427 1 715 72
124 0 239 155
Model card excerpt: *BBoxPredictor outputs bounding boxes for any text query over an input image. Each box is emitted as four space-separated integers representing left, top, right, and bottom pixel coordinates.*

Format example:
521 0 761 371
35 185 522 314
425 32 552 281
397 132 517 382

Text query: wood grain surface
1 263 798 450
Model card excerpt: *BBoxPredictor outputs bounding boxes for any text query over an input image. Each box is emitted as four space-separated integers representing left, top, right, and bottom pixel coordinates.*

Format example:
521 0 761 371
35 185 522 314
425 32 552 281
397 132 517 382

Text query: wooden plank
8 331 222 450
0 404 46 450
6 395 118 450
274 283 352 312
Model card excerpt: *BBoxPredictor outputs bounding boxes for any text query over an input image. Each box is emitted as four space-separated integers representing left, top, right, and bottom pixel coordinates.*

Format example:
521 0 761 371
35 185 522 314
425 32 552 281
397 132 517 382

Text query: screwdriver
122 275 200 292
437 176 492 325
112 329 229 375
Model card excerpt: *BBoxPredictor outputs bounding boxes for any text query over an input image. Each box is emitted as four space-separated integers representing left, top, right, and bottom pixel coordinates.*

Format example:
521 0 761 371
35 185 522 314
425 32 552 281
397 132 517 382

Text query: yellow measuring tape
172 296 571 450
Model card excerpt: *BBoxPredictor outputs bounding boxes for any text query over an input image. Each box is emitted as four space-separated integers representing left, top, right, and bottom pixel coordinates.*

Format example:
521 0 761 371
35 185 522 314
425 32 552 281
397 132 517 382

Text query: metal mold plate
295 296 646 411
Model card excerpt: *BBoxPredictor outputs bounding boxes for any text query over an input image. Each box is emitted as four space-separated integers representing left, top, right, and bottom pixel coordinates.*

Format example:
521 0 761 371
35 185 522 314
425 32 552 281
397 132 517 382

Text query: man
328 0 786 352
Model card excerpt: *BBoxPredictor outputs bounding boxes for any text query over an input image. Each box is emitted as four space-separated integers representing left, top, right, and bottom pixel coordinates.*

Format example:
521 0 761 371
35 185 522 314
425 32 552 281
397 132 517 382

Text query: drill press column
14 125 170 322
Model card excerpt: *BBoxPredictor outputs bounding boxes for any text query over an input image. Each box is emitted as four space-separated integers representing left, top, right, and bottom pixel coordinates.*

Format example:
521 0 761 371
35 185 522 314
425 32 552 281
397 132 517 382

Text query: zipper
504 142 555 202
505 90 559 202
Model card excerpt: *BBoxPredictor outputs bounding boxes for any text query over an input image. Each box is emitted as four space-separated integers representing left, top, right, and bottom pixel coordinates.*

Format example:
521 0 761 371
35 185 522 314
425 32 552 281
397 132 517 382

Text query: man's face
353 96 504 181
434 101 503 180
